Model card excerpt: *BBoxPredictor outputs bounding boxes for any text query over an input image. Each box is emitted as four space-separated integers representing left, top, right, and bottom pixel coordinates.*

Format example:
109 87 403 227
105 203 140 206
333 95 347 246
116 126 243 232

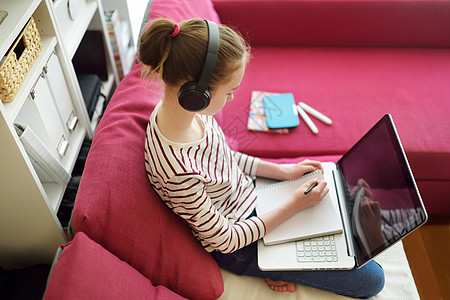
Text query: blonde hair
138 18 250 90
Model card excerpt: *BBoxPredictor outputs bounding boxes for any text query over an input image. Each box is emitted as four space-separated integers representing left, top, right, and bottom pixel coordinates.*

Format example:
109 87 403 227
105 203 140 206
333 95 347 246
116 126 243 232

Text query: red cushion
44 233 186 300
218 46 450 214
213 0 450 47
71 1 224 298
148 0 220 25
220 47 450 158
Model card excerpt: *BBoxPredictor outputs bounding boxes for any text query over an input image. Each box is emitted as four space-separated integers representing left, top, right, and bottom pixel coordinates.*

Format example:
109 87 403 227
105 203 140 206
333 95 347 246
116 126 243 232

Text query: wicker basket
0 17 42 103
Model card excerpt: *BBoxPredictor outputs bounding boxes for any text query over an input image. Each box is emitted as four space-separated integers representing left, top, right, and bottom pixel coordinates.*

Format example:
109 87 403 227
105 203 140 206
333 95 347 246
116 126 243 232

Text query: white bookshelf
101 0 147 77
0 0 120 269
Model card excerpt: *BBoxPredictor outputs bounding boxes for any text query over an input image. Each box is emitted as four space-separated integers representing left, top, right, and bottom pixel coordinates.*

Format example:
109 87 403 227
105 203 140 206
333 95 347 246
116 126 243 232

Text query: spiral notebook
255 170 343 245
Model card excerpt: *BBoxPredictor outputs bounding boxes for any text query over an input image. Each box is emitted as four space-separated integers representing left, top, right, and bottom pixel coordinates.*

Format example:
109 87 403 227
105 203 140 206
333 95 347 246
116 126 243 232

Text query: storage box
0 17 42 103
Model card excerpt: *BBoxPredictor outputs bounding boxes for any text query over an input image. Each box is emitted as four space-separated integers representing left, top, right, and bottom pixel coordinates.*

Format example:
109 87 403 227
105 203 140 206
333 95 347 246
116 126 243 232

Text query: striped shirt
144 102 266 253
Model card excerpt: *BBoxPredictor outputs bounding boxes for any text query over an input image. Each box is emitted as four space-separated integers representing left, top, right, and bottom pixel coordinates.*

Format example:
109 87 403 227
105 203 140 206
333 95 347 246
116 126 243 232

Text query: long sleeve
232 151 260 177
166 174 265 253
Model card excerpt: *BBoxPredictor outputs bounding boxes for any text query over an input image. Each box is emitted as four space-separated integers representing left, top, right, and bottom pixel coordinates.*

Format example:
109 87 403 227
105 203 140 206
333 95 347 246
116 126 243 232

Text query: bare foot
264 278 296 293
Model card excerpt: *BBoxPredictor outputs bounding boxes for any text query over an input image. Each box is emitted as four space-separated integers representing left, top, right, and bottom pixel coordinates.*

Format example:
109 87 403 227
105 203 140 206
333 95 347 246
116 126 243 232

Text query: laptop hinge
332 169 356 258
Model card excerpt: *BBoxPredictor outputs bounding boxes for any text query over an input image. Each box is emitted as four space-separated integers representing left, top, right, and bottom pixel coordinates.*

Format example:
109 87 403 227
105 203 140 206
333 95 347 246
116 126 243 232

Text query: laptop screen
337 114 427 267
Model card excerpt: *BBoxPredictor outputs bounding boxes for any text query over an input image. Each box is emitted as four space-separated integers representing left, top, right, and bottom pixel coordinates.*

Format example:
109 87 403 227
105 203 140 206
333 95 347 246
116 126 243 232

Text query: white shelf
102 0 147 48
0 0 119 269
127 0 147 47
0 0 40 58
43 182 66 212
100 0 145 77
43 122 86 212
90 72 114 132
53 0 98 59
3 36 57 122
68 1 98 59
60 118 86 175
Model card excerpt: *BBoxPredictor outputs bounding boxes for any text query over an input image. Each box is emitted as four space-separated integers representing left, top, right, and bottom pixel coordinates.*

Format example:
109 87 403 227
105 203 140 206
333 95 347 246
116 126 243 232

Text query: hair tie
169 24 180 38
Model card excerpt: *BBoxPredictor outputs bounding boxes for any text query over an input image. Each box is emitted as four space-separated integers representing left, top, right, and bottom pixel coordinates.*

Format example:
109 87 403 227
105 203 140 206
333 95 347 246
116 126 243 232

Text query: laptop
257 114 428 270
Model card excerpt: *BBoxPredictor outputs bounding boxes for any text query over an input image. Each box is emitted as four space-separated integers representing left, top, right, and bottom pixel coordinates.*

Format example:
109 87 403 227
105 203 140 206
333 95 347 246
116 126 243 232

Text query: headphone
178 20 220 112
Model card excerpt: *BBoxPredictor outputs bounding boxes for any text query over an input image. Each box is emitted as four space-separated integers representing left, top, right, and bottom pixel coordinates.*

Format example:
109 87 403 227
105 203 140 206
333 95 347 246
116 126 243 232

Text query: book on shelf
104 9 127 80
247 91 289 134
14 123 71 185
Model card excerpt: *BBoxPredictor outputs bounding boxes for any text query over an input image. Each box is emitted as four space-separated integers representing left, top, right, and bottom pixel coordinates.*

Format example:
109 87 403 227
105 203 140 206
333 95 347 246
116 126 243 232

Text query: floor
402 215 450 300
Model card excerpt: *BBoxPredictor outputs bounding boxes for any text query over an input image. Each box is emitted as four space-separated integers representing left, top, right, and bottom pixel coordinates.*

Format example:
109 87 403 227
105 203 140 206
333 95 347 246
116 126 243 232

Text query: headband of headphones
177 20 220 112
196 20 219 94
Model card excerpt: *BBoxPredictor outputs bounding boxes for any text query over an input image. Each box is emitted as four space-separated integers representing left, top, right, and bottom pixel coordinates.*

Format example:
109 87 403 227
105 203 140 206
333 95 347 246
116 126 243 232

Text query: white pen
299 102 332 125
296 104 318 134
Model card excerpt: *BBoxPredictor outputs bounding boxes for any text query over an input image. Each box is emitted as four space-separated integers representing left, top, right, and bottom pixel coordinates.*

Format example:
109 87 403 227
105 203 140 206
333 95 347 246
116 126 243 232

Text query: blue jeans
210 213 385 298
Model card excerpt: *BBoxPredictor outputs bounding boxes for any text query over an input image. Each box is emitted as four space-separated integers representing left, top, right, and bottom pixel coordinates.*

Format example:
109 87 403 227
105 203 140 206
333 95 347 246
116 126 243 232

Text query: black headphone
178 20 220 112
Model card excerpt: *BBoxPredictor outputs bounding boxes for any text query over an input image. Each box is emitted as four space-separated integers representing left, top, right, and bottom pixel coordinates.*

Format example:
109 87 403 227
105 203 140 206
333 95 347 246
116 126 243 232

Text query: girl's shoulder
199 114 223 132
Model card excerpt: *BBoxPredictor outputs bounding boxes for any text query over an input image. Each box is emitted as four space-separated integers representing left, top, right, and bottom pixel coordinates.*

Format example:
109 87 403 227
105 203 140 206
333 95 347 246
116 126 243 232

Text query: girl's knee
357 262 385 298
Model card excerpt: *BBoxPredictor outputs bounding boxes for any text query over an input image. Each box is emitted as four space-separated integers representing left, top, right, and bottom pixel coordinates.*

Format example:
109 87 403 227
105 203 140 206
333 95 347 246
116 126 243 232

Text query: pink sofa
213 0 450 215
44 0 450 299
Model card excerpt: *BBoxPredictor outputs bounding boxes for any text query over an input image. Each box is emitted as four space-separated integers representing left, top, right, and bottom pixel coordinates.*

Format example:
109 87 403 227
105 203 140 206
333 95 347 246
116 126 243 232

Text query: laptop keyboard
296 236 338 263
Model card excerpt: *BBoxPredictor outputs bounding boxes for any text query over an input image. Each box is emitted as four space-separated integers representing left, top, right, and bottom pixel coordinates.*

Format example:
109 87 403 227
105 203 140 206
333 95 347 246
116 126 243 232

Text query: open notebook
255 170 343 245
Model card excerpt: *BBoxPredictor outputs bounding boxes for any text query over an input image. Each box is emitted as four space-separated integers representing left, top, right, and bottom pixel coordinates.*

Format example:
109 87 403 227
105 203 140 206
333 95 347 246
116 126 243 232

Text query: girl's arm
232 148 323 181
166 174 265 254
258 178 329 234
256 159 324 181
233 152 328 234
255 159 327 233
232 151 260 176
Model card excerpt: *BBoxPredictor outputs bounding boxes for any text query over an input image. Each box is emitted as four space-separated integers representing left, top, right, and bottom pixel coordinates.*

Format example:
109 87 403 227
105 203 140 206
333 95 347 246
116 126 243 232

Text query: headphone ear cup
178 81 211 112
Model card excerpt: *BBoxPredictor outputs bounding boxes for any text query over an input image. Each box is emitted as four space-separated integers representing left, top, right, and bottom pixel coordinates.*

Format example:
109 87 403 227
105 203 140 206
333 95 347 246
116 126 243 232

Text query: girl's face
201 61 245 116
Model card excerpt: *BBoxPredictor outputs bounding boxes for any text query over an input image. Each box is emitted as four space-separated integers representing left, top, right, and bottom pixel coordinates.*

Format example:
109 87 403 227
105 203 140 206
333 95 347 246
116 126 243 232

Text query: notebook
257 114 428 270
247 91 289 134
255 170 343 245
262 93 300 129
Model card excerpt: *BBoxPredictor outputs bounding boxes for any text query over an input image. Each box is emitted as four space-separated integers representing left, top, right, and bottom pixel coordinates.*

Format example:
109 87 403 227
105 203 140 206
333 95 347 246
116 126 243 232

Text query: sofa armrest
213 0 450 48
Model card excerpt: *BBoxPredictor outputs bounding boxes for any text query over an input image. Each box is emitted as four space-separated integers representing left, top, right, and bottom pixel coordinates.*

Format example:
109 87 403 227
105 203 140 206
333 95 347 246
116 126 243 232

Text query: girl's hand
258 178 329 235
286 179 329 212
279 159 324 181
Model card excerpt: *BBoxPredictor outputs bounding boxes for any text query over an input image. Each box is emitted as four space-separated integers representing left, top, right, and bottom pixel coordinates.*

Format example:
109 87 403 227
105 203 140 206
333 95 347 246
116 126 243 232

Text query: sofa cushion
147 0 220 26
220 47 450 160
71 1 225 299
213 0 450 47
217 46 450 214
44 233 186 300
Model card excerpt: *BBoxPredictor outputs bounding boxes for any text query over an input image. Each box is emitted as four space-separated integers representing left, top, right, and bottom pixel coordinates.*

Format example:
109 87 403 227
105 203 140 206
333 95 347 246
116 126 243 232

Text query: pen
299 102 333 125
296 104 319 134
304 182 318 194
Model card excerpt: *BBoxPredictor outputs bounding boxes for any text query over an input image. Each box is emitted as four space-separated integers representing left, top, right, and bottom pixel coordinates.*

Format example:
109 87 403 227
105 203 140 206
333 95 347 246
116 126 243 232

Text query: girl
140 18 384 298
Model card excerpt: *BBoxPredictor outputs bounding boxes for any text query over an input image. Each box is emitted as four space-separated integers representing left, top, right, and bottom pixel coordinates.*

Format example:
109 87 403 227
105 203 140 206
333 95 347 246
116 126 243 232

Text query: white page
255 170 343 245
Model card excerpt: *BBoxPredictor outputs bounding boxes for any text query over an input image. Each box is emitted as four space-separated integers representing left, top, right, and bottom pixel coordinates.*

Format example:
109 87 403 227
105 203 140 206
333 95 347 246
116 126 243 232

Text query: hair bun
169 23 180 38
